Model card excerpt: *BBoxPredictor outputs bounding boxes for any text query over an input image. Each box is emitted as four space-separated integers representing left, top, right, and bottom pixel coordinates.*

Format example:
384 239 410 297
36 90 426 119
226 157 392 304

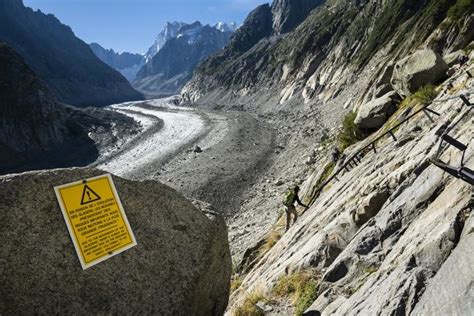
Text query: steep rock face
0 0 143 106
89 43 145 81
183 0 470 109
0 168 231 315
271 0 325 34
144 21 188 62
229 67 474 314
133 23 233 96
0 43 97 173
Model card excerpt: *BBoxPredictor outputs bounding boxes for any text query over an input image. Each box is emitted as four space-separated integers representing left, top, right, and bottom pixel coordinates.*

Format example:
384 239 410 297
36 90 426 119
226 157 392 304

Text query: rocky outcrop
354 91 399 130
228 69 474 315
0 0 143 106
271 0 325 34
89 43 145 81
391 49 449 97
0 168 231 315
133 22 233 97
144 21 188 62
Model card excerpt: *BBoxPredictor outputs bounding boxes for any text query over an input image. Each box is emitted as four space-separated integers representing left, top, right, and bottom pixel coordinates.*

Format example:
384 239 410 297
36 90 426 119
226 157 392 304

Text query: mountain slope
134 22 234 97
0 42 97 173
182 0 472 110
0 0 143 107
144 21 188 63
89 43 145 81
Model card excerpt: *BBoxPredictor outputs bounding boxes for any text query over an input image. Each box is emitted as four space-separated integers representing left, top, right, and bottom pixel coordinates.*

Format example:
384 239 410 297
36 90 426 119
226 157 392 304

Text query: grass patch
231 275 243 294
233 291 272 316
362 264 379 275
448 0 474 20
337 111 365 151
379 84 439 137
258 231 282 257
399 84 438 109
273 270 320 316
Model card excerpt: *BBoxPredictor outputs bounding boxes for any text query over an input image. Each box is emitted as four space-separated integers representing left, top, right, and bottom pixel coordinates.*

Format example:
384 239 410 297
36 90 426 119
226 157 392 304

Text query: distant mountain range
132 21 237 97
89 43 145 81
0 0 143 107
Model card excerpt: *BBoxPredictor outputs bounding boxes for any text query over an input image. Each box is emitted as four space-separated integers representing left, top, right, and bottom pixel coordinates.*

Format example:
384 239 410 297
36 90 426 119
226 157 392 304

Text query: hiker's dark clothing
458 55 469 67
285 191 307 231
332 148 341 163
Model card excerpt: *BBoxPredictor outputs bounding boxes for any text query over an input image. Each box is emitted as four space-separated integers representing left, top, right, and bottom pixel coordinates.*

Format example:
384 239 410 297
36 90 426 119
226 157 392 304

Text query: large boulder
354 91 399 130
391 49 448 97
0 168 231 315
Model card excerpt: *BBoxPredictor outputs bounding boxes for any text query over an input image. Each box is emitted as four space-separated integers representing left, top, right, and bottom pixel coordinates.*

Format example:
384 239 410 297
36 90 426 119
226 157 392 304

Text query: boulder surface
391 49 448 96
0 168 231 315
354 91 399 130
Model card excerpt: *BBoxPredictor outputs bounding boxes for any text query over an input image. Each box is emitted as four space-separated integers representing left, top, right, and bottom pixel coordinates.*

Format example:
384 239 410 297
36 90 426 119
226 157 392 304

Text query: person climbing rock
458 54 469 67
332 147 341 163
283 185 308 231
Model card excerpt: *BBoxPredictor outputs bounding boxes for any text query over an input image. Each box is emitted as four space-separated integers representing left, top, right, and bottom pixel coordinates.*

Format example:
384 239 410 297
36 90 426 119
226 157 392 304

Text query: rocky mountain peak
214 22 238 33
226 3 273 55
271 0 326 34
144 21 188 62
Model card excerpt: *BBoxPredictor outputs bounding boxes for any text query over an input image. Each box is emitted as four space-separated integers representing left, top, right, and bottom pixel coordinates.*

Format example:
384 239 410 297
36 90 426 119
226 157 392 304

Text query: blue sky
23 0 269 54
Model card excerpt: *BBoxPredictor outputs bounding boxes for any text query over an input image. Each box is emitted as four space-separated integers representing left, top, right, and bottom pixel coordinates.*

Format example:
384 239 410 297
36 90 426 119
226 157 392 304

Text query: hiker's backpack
283 189 295 207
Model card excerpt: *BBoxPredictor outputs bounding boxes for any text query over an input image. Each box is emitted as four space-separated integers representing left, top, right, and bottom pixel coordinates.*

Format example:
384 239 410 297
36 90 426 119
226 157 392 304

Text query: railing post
460 95 471 107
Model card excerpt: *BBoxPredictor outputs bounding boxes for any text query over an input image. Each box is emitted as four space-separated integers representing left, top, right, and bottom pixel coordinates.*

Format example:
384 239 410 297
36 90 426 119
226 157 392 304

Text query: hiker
331 147 341 163
458 54 469 67
283 185 308 231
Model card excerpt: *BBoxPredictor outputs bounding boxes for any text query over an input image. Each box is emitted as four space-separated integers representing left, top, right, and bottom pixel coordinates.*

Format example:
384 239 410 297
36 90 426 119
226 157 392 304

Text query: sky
23 0 269 54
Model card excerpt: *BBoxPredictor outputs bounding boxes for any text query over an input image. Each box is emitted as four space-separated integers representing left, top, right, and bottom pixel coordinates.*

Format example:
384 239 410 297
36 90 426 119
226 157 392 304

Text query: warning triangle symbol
80 185 101 205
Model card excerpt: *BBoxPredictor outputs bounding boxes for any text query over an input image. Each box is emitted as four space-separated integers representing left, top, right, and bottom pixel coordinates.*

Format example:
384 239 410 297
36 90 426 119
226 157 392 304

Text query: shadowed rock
0 168 231 315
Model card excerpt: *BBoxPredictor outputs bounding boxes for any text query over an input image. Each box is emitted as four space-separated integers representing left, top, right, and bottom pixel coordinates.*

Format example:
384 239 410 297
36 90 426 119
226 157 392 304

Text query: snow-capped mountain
144 21 238 62
134 21 236 97
144 21 187 63
213 22 238 33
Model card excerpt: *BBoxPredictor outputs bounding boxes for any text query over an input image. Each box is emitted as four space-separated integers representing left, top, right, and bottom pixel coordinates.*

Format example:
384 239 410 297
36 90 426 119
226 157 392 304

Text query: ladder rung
442 134 467 151
459 167 474 185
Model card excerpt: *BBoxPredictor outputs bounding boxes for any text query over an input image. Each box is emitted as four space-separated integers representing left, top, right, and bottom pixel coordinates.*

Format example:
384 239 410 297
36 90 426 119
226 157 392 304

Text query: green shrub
233 291 271 316
273 270 320 316
295 280 319 316
337 111 365 150
230 276 243 293
448 0 474 20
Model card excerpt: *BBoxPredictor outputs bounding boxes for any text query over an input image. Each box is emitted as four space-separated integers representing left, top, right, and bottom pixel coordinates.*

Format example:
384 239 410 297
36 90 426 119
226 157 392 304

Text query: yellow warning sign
54 174 137 270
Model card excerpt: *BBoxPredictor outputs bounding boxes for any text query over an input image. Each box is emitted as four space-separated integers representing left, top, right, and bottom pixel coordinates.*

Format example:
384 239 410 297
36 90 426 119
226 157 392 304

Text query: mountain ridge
0 0 143 107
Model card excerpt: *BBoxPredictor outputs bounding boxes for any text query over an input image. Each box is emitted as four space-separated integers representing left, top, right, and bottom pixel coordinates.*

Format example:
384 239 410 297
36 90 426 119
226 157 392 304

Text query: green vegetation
399 84 438 109
234 291 272 316
231 275 243 294
337 111 365 151
362 264 379 275
448 0 474 20
379 85 438 137
273 270 320 316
